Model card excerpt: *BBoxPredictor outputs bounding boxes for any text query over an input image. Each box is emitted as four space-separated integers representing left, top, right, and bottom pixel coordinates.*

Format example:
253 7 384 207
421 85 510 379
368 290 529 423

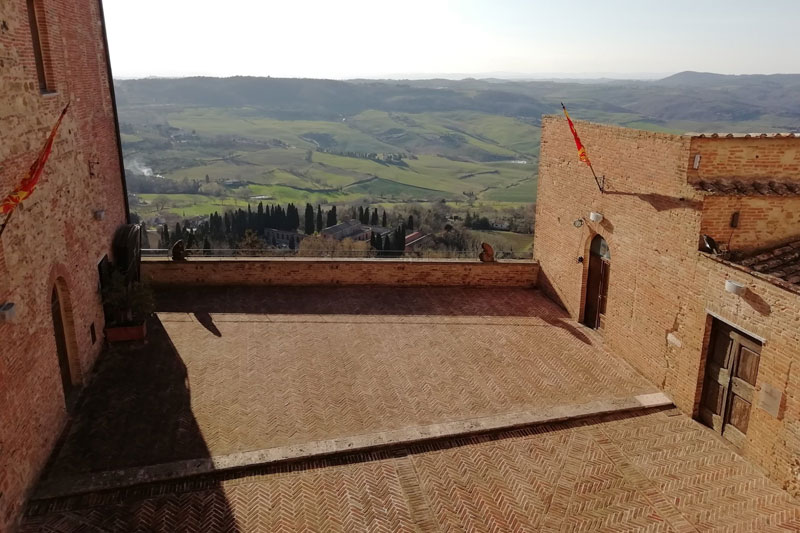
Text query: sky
103 0 800 80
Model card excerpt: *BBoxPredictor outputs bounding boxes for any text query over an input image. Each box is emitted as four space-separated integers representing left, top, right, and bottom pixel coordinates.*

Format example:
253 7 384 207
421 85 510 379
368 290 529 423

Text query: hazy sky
104 0 800 79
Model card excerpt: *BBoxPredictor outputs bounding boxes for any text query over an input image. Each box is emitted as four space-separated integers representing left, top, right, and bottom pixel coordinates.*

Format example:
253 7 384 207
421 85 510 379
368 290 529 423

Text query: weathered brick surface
534 116 800 497
690 255 800 496
141 257 539 288
688 136 800 182
700 196 800 253
0 1 125 530
41 287 652 478
22 409 800 532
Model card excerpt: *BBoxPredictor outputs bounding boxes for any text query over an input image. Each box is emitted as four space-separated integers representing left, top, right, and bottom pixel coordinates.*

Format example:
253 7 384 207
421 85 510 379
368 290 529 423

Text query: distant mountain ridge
115 71 800 128
657 71 800 88
114 77 549 121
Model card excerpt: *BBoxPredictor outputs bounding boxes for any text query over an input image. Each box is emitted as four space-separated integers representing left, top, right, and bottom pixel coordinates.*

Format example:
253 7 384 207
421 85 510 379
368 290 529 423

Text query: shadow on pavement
33 315 239 530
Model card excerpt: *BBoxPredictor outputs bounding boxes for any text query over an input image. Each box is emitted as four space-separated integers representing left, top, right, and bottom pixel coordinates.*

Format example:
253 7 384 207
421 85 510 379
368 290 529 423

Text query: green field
466 229 534 253
122 106 541 219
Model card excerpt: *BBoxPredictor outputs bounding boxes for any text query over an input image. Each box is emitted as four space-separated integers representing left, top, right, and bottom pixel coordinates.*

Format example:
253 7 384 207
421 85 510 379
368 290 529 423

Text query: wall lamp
725 280 746 296
589 212 604 223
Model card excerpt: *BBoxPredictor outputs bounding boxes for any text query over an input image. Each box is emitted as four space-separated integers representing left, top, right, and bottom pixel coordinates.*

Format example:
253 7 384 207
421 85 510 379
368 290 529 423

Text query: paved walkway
25 409 800 532
41 287 656 481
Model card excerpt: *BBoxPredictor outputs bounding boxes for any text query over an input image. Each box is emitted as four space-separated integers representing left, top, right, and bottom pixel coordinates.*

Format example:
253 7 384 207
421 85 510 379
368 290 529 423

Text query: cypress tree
358 206 365 224
289 203 300 230
407 215 414 231
382 210 387 227
316 205 323 232
370 208 378 226
304 203 315 234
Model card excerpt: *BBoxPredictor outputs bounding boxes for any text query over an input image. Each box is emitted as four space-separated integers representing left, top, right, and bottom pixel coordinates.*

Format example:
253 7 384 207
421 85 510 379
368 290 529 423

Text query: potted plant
102 270 155 342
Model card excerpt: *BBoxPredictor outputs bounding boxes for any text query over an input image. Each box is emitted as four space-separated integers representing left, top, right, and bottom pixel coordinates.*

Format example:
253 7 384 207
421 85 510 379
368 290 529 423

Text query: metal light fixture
589 212 604 223
725 280 746 295
573 218 584 228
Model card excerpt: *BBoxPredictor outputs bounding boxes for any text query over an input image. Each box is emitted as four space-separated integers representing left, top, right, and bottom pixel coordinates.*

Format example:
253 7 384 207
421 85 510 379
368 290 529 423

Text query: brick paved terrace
26 409 800 531
40 287 657 481
27 285 800 531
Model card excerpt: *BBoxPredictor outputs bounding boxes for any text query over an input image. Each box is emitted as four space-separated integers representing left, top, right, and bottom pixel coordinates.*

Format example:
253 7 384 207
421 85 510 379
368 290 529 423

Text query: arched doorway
582 235 610 329
51 282 79 409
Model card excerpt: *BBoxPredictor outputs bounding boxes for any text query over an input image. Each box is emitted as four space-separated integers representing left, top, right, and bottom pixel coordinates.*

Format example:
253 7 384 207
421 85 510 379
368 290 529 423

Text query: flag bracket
589 167 605 193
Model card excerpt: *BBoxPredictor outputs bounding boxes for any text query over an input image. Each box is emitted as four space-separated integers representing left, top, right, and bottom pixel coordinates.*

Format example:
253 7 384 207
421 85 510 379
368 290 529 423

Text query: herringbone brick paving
24 410 800 532
43 287 656 477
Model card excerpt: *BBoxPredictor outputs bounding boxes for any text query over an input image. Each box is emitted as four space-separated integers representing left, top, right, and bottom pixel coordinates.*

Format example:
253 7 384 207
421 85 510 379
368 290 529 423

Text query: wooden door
583 257 609 329
699 320 761 446
597 259 609 329
51 287 76 409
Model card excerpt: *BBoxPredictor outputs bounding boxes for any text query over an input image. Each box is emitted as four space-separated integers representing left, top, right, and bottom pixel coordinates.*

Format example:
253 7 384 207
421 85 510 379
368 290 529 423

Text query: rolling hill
117 73 800 220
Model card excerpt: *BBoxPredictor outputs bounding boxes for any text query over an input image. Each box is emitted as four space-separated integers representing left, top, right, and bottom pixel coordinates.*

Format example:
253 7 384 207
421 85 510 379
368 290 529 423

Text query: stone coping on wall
141 257 539 288
141 256 531 263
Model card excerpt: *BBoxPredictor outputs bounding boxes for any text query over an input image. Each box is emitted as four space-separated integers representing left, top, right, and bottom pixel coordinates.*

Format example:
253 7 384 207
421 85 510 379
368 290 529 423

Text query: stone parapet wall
142 258 539 288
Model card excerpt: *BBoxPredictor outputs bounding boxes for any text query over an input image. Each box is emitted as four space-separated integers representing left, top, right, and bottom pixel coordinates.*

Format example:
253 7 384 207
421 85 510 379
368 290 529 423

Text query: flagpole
561 102 604 193
0 210 14 239
588 163 604 193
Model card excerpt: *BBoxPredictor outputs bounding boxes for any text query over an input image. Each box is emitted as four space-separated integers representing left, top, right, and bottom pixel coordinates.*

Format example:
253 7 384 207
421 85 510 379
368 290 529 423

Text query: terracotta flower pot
105 322 147 342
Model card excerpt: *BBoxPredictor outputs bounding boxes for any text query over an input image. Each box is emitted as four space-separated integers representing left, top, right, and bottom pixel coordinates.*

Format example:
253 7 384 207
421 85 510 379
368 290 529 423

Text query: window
26 0 53 93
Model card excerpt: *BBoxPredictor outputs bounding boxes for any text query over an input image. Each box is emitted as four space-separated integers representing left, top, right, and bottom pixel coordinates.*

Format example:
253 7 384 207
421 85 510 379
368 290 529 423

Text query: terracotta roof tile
689 132 798 138
735 240 800 287
694 180 800 196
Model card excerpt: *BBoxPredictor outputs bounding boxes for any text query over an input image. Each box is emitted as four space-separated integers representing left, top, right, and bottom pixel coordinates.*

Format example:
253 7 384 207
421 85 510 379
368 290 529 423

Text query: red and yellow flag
1 104 69 216
561 103 590 166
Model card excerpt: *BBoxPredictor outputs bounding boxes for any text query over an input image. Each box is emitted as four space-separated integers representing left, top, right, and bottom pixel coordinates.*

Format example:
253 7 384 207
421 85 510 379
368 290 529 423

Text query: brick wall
700 196 800 253
0 1 125 530
688 136 800 183
533 116 700 355
672 255 800 495
141 258 539 288
534 116 800 496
